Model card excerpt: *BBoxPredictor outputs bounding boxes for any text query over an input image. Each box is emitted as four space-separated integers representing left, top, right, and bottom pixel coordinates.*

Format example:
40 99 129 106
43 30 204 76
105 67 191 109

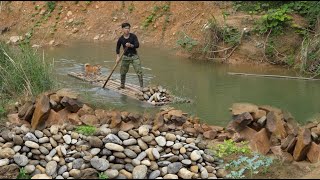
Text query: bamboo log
228 72 320 80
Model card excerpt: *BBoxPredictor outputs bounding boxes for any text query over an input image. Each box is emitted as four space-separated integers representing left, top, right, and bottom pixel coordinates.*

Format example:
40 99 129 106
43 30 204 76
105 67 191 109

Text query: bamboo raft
68 72 191 106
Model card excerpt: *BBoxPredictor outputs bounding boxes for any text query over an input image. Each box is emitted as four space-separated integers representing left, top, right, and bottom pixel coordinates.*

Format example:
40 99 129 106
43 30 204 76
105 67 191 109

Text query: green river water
44 41 320 127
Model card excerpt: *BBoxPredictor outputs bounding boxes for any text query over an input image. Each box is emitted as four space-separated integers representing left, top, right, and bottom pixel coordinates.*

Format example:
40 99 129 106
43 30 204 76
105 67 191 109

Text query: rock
31 174 51 179
203 130 217 139
178 168 194 179
81 168 98 179
123 139 137 146
138 139 148 150
90 158 109 171
124 149 137 159
118 131 130 140
0 148 15 158
149 170 161 179
201 168 209 178
266 111 287 139
46 110 64 128
24 133 39 142
45 161 57 176
63 135 71 144
257 116 267 126
167 162 183 174
0 159 9 167
152 148 160 159
181 159 191 165
136 152 147 161
25 165 36 173
231 103 259 115
13 154 29 166
31 94 51 130
155 136 166 147
60 96 83 113
72 159 84 169
253 110 267 120
13 135 24 145
105 143 124 152
307 142 320 163
249 128 271 155
138 125 150 136
80 114 98 126
90 148 101 156
190 165 199 173
103 134 123 145
110 111 121 128
88 136 103 148
163 174 179 179
105 169 119 179
69 169 81 178
132 165 147 179
120 122 135 132
293 128 311 161
216 169 227 178
190 150 201 161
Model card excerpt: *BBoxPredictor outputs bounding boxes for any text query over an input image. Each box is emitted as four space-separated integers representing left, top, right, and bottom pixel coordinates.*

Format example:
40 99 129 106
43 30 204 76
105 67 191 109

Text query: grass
0 42 55 119
17 168 31 179
0 42 55 97
98 172 109 179
75 125 97 136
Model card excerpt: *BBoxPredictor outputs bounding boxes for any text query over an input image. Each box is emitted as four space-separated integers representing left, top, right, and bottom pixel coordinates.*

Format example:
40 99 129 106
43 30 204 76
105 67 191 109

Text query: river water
44 40 320 126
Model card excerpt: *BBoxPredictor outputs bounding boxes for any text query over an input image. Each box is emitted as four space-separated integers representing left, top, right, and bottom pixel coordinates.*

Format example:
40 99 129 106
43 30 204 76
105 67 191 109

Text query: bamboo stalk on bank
228 72 320 80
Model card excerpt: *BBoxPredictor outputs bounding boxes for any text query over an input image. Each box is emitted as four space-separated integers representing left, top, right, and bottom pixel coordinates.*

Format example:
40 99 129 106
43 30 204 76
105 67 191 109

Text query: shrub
212 139 251 158
176 32 198 52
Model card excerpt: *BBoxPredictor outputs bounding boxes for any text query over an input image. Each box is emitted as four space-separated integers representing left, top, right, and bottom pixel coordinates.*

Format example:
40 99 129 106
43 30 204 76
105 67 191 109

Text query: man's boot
138 75 143 91
118 74 126 89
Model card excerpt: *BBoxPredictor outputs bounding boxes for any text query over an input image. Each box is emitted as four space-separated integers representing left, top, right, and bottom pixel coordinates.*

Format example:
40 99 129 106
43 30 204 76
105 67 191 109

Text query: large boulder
293 128 312 161
307 142 320 163
249 128 271 155
231 103 259 115
31 94 51 130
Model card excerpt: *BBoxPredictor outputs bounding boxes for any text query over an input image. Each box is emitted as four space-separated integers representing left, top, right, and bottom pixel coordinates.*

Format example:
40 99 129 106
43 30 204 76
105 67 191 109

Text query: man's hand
125 43 133 48
116 57 120 63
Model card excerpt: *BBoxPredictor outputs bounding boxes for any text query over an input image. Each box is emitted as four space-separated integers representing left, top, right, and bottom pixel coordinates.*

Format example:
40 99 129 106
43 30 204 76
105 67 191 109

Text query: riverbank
0 1 314 68
1 88 320 179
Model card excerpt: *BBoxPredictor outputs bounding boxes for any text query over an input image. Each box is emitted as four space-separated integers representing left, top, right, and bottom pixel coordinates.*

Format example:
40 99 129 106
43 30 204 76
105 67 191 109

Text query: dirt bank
0 1 305 66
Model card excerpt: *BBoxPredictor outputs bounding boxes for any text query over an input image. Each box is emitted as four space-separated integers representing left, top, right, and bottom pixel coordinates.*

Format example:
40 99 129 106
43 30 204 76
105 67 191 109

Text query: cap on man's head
121 22 131 28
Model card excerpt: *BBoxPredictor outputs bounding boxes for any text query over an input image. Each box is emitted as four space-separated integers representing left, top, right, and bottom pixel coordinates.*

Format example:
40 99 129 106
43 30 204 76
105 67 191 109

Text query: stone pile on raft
136 85 191 105
1 89 228 179
227 102 320 163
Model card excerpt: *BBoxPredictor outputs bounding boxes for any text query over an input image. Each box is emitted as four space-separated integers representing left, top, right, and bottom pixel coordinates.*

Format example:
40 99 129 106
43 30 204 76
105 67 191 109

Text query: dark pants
120 54 143 88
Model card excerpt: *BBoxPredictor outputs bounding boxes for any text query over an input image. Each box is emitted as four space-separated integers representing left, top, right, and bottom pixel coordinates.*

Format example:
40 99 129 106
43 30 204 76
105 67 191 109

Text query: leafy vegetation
75 125 97 136
225 153 274 179
128 2 134 13
17 167 31 179
46 1 56 13
176 32 198 52
98 172 109 179
254 7 293 35
142 3 171 30
211 139 251 158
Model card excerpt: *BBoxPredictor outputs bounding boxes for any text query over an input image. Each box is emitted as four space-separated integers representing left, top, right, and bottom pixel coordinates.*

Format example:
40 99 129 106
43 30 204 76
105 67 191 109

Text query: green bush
46 1 56 12
176 32 198 52
212 139 251 158
255 7 292 35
